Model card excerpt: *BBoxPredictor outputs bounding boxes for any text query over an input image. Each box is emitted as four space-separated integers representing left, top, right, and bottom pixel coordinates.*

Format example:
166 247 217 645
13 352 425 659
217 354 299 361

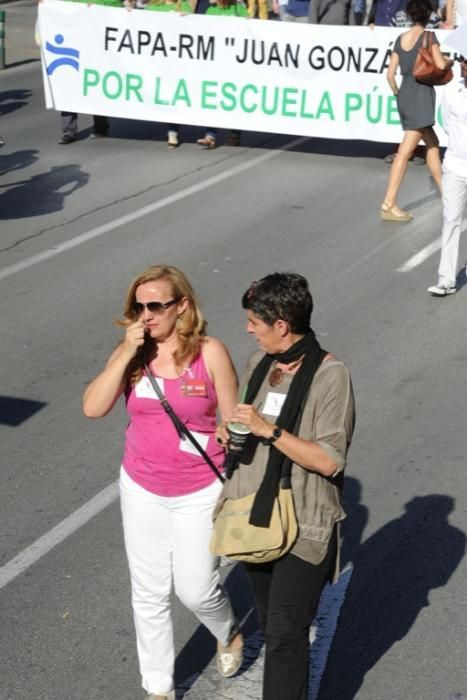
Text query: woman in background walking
381 0 452 222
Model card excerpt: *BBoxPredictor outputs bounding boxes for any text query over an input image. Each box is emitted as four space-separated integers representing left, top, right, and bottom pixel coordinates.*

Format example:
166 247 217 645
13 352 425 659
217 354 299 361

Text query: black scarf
237 329 326 528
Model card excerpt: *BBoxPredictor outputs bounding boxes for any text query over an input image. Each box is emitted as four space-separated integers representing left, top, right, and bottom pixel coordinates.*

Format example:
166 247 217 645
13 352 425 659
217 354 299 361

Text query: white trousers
438 166 467 287
119 468 235 695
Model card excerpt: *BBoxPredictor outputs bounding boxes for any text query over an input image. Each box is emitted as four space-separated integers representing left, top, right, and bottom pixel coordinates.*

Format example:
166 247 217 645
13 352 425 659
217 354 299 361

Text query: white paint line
0 481 119 590
396 237 442 273
309 565 353 700
0 137 309 283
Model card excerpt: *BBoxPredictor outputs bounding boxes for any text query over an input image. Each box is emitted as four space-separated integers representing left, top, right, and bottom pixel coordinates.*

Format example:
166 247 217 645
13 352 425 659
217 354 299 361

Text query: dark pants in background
61 112 109 137
245 529 337 700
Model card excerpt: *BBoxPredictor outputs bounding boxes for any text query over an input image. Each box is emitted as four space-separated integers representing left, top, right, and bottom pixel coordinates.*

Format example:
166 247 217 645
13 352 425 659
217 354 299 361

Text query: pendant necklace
268 354 305 387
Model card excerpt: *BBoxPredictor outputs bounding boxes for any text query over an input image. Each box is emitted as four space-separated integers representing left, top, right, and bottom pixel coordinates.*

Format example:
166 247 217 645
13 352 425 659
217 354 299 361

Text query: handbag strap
143 364 225 483
423 30 433 50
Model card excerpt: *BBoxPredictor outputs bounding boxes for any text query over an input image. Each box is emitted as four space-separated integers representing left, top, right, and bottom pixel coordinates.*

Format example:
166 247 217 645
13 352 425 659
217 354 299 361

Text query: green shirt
68 0 123 6
145 1 193 10
205 3 248 15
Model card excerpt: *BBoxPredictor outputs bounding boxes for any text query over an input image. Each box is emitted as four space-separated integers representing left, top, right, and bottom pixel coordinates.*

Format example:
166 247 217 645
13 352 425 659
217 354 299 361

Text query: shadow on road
0 149 39 177
0 89 33 117
456 262 467 293
318 493 466 700
340 476 369 570
169 481 465 699
0 164 89 219
0 395 47 426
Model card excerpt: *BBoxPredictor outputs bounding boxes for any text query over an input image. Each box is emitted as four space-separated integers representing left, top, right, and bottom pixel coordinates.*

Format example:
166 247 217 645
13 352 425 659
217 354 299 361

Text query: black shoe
59 133 78 145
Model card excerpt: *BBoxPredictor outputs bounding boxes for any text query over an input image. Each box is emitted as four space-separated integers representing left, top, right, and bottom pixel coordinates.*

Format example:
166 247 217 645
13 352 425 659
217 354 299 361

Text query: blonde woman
83 265 243 700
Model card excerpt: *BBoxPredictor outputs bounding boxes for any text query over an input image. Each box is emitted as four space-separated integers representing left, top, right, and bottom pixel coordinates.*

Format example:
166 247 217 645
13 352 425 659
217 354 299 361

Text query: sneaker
427 283 456 297
145 692 175 700
384 153 396 164
0 135 5 148
411 155 426 165
59 133 78 145
167 130 179 148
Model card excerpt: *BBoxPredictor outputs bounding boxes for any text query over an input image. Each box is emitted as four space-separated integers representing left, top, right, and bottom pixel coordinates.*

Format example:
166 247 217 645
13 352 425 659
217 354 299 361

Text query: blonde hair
117 265 207 384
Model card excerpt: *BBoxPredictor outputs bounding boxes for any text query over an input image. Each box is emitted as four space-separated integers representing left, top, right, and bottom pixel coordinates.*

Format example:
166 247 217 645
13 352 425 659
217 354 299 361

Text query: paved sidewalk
1 0 39 69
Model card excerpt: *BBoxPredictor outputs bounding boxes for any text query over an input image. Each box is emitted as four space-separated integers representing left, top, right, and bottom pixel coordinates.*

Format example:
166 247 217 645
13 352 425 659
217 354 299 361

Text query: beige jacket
217 350 355 582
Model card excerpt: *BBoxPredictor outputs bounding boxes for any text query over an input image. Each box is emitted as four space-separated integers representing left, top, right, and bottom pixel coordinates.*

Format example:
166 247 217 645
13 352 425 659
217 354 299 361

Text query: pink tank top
122 351 224 496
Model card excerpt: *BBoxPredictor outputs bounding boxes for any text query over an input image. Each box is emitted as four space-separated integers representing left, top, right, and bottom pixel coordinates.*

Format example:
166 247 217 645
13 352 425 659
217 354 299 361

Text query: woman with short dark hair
380 0 453 222
215 272 355 700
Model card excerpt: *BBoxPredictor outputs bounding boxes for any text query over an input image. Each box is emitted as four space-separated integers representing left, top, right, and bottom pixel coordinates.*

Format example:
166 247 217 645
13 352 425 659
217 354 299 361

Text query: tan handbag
210 479 298 564
412 31 453 87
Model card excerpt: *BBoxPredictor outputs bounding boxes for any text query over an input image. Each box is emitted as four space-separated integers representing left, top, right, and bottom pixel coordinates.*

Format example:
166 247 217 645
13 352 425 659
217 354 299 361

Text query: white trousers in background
119 467 235 695
439 167 467 287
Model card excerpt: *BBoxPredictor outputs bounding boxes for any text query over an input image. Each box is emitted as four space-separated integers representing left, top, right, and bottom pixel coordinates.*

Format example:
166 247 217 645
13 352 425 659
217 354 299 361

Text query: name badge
181 379 208 398
135 376 164 400
262 391 286 417
179 430 210 456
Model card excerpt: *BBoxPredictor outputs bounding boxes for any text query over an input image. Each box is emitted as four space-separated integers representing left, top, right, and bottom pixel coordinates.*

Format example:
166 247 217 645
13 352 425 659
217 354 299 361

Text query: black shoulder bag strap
143 364 225 483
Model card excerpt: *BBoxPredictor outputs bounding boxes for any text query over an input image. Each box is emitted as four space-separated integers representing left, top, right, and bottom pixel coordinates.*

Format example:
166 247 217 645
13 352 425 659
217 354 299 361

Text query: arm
386 50 400 95
431 42 454 71
202 337 239 422
229 364 355 478
445 0 454 27
82 321 146 418
230 404 337 476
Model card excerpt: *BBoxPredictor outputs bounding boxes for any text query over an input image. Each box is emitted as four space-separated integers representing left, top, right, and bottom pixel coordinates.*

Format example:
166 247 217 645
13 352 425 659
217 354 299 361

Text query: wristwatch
268 426 282 444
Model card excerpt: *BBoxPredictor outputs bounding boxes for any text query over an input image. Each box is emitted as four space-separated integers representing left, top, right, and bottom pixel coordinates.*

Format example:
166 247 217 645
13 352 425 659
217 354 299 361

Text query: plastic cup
227 422 251 453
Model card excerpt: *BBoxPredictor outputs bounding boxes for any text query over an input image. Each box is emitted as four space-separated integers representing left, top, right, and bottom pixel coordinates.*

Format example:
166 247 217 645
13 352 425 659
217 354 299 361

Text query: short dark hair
242 272 313 333
405 0 432 25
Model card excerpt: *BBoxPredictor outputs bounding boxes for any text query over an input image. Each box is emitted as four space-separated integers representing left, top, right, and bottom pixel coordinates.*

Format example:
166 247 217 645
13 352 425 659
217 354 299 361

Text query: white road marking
0 481 119 590
396 237 442 272
0 137 309 283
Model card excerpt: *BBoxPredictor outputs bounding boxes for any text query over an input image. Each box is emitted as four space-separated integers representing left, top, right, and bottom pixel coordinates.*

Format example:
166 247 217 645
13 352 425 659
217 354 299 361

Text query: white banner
39 0 459 144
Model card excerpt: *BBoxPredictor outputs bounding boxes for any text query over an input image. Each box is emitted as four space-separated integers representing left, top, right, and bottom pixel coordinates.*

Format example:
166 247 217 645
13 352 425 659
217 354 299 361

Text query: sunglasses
133 298 179 315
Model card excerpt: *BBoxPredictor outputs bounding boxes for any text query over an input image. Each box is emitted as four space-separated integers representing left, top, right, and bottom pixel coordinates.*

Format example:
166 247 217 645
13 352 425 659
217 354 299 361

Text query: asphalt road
1 3 466 699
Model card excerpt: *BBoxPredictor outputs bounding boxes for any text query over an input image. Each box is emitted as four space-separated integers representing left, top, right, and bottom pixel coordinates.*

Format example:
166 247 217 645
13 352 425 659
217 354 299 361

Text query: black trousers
61 112 109 136
245 530 337 700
